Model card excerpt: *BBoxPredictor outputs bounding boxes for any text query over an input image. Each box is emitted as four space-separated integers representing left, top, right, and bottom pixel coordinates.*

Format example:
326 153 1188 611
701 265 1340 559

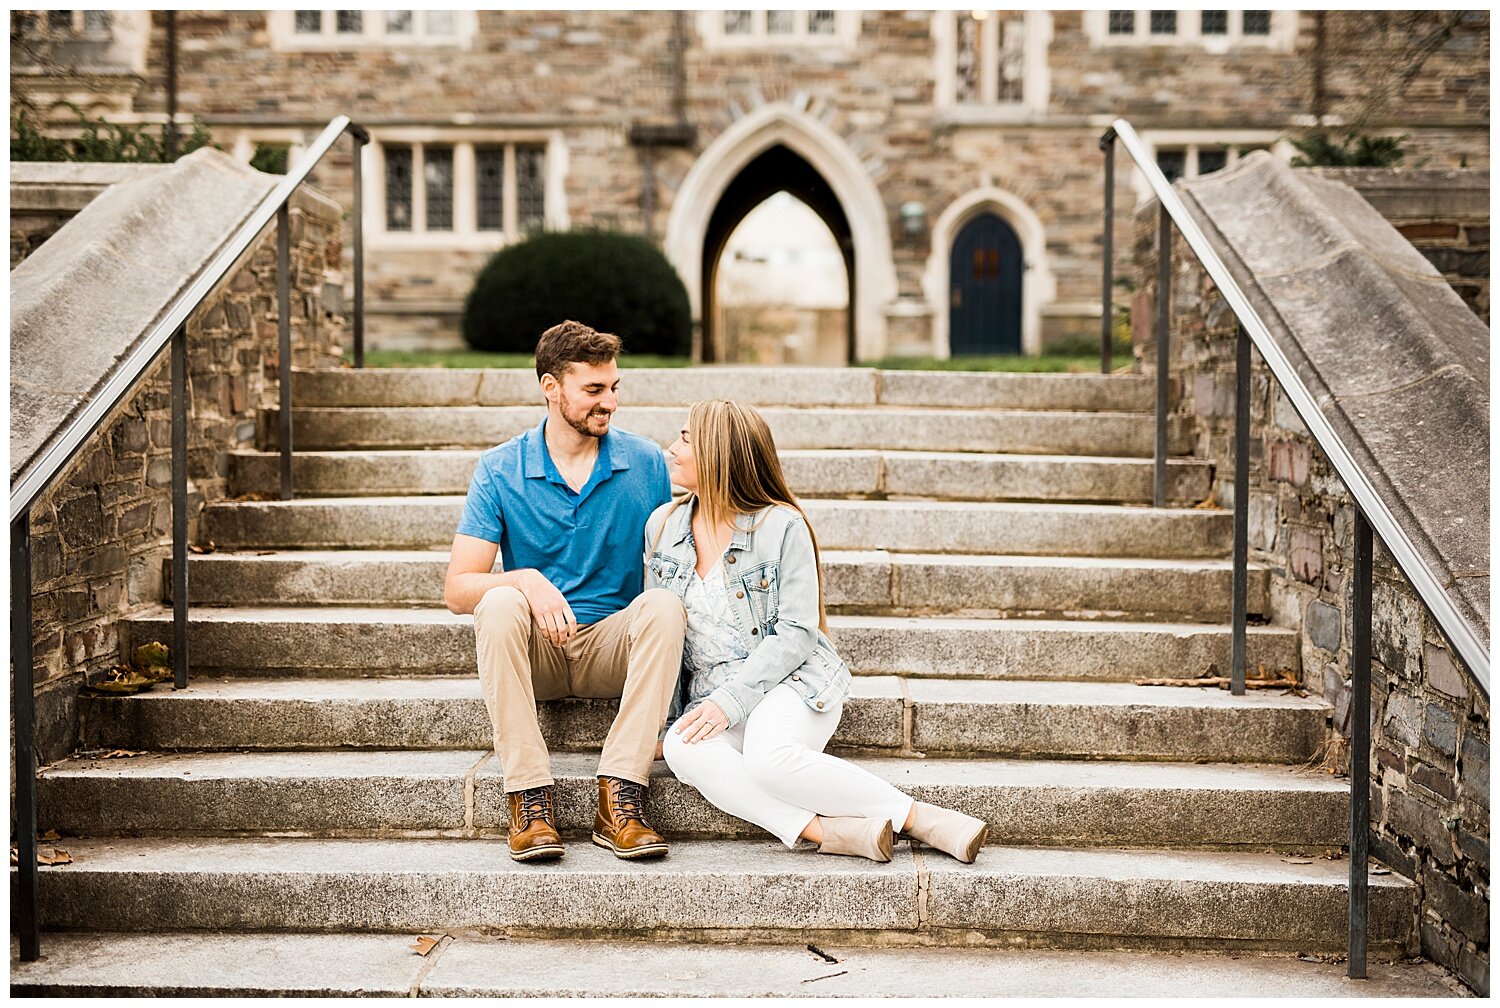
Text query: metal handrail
9 115 367 963
1101 116 1488 982
1102 118 1489 692
10 115 369 519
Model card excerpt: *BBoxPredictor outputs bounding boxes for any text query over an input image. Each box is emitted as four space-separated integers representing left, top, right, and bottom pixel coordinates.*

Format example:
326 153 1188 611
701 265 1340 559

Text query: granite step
19 836 1416 953
229 447 1213 504
290 366 1158 413
259 405 1193 456
81 675 1327 763
176 549 1269 621
37 748 1348 850
201 496 1235 556
123 607 1300 684
10 932 1466 998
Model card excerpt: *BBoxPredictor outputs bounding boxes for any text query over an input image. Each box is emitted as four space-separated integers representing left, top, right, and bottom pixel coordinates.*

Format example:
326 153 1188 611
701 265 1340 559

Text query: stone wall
10 163 164 268
1314 168 1489 325
1133 196 1489 993
17 184 345 765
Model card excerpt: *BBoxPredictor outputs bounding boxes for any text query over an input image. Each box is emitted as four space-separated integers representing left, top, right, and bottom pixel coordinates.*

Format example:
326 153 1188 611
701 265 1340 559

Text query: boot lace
611 779 650 825
516 787 552 827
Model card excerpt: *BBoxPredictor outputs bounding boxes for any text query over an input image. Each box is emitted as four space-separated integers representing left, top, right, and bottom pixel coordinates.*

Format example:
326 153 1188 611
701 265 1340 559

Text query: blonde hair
666 399 828 634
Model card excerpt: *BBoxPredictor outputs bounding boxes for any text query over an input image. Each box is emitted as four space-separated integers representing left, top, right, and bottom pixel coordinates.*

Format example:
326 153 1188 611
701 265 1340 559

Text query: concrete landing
11 932 1470 997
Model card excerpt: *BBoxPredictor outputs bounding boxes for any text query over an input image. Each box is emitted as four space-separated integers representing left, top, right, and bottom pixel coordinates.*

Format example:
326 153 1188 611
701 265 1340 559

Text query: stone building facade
11 10 1490 358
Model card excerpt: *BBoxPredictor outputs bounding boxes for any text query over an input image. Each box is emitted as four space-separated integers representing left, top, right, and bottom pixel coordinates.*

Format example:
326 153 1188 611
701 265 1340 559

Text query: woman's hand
674 700 729 744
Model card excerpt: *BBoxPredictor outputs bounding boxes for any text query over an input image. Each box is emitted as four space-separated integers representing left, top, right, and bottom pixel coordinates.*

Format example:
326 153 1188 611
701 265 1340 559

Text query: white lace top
680 560 751 712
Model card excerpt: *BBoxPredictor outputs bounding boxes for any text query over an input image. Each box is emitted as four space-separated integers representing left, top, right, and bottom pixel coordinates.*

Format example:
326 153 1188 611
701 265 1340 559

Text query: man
444 320 685 862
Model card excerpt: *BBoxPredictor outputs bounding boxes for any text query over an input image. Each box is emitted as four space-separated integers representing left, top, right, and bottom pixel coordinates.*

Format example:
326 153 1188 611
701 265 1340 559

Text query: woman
645 399 988 863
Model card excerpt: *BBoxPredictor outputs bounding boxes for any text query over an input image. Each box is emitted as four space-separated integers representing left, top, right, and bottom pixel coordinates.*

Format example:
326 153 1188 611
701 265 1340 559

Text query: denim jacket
644 495 852 728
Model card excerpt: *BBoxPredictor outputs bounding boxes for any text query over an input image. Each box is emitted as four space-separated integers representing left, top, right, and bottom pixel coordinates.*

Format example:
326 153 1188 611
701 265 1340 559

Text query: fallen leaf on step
230 492 278 503
188 540 218 554
101 749 148 759
41 829 60 841
1193 496 1222 510
1280 858 1313 865
1370 866 1391 876
37 848 72 866
411 935 441 956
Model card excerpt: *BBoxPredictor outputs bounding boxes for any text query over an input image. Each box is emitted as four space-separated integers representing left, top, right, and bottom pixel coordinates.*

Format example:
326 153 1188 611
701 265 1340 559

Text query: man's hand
517 568 578 647
674 700 729 744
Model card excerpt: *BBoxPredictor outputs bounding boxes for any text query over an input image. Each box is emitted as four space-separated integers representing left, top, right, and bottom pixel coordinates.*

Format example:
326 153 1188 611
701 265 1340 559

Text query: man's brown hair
534 320 623 381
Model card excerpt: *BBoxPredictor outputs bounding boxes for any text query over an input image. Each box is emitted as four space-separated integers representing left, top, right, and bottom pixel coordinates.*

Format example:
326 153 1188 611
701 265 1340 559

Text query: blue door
949 212 1023 355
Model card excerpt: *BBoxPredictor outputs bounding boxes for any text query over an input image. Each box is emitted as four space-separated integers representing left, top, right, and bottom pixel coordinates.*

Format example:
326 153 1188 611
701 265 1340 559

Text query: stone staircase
18 367 1462 997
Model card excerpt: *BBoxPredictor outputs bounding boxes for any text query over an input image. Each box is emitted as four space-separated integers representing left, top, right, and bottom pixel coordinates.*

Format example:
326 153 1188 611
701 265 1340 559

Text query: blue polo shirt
456 418 671 625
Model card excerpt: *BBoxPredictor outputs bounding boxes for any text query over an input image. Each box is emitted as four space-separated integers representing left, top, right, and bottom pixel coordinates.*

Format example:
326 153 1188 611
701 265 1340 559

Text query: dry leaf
411 935 441 957
1193 496 1222 510
37 848 72 866
41 829 60 841
1370 866 1391 876
188 540 218 554
102 749 147 759
1281 857 1314 865
231 491 279 502
84 666 155 695
9 846 17 866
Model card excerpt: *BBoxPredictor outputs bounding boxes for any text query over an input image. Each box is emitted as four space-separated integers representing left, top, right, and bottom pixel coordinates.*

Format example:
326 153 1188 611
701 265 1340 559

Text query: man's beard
560 396 612 438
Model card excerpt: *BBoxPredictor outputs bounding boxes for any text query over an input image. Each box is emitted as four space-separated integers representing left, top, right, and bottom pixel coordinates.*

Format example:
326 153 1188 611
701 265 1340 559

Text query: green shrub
11 106 213 163
462 230 692 356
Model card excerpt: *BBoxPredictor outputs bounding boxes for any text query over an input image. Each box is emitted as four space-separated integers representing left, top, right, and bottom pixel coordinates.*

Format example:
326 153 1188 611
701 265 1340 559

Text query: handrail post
1099 132 1116 375
352 129 366 369
1154 204 1171 508
277 202 294 500
1231 323 1249 695
171 324 189 690
11 509 41 960
1349 508 1373 979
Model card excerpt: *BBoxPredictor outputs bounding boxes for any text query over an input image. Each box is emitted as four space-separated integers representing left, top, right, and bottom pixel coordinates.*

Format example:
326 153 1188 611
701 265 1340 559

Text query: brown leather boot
507 786 564 862
592 776 668 859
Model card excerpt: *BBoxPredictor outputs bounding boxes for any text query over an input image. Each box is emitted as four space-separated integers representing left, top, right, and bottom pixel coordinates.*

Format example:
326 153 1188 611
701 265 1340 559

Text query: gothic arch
923 187 1055 356
665 103 898 360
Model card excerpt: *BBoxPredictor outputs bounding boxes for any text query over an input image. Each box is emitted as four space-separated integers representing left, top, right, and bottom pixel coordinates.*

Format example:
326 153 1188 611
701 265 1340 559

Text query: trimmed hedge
462 230 692 356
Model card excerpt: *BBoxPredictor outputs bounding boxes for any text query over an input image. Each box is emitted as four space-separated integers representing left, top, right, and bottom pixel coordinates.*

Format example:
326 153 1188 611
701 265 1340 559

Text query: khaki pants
473 585 686 792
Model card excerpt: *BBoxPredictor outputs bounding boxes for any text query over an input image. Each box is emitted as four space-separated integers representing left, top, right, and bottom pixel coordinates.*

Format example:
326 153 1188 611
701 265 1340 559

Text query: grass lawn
355 348 1131 373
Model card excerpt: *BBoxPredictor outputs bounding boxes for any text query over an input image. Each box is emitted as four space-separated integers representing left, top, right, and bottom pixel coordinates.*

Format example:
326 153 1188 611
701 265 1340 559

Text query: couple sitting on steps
443 320 988 865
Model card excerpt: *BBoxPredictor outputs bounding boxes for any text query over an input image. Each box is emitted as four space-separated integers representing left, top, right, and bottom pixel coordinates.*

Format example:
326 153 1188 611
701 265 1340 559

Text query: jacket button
727 556 736 564
736 591 744 599
751 628 758 635
791 674 800 681
815 701 825 709
760 579 769 588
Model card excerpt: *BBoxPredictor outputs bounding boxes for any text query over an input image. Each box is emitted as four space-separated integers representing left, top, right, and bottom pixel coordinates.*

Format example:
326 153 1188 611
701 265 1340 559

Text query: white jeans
663 682 915 848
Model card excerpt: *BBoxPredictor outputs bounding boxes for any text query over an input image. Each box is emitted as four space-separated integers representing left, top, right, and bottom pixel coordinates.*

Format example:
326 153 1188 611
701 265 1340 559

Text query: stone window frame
363 131 568 251
268 9 477 50
1132 130 1293 200
696 10 859 50
1083 10 1295 51
931 10 1052 121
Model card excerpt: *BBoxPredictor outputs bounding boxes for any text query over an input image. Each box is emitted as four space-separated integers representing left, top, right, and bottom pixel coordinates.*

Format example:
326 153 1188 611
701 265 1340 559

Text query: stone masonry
14 182 344 765
1133 187 1489 993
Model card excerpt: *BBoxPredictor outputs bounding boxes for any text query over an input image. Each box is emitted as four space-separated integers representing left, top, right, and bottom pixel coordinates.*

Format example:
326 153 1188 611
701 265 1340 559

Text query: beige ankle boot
816 816 894 862
904 802 988 863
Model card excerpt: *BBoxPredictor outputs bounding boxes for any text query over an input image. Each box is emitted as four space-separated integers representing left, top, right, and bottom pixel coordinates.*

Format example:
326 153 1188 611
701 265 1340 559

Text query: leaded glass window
1155 149 1186 182
424 147 454 231
767 11 795 35
476 147 504 232
517 145 546 231
385 146 413 231
386 10 413 34
294 10 321 33
1242 11 1271 35
1149 11 1176 35
1200 11 1228 35
1107 11 1134 35
335 10 362 34
808 11 836 35
425 10 455 35
1196 149 1228 175
724 11 751 35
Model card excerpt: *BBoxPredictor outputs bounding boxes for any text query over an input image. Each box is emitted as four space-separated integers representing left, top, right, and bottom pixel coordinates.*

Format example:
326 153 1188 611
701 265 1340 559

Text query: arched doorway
949 212 1023 355
701 145 854 363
